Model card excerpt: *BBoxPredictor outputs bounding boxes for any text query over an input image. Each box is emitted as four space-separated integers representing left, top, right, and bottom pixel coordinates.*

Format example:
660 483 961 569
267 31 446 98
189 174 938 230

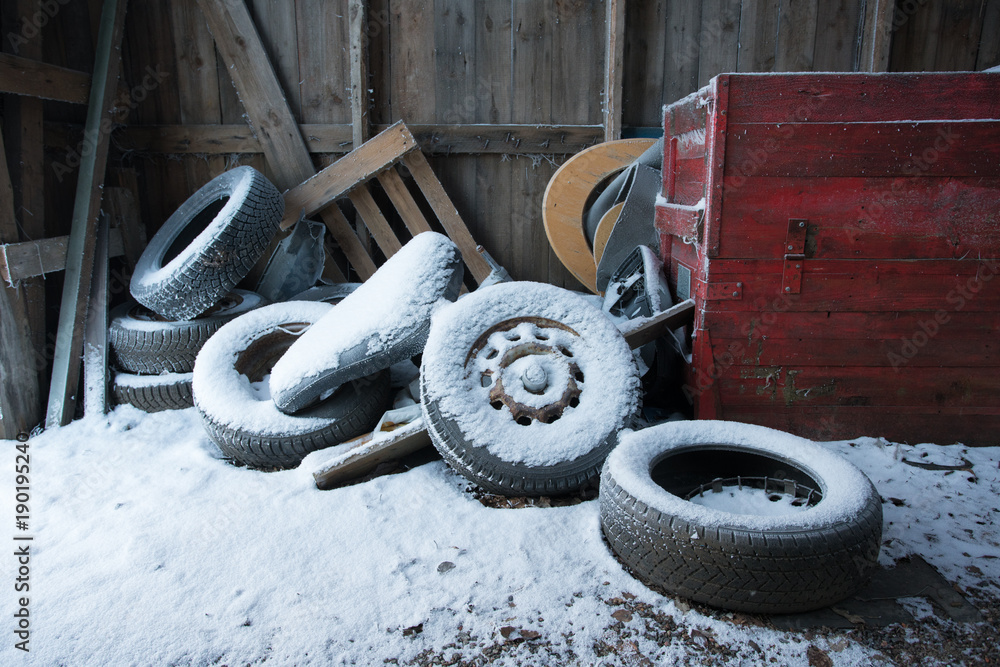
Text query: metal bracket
782 218 807 295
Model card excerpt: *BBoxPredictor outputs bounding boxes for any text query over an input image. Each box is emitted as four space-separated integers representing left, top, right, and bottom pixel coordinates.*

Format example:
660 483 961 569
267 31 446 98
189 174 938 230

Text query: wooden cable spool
542 139 655 293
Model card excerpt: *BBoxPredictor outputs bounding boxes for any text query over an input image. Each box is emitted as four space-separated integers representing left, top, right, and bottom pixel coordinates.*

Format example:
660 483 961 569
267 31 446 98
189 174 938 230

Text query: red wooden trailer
655 72 1000 446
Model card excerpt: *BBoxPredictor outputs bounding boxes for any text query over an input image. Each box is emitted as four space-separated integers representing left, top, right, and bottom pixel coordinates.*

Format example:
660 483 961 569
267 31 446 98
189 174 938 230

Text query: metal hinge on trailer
782 218 807 295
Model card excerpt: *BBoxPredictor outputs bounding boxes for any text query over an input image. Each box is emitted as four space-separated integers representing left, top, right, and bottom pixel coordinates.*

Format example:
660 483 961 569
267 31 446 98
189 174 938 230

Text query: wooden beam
402 150 492 284
349 0 370 148
603 0 626 141
111 123 604 155
280 121 418 228
619 299 696 349
1 229 125 283
195 0 313 190
857 0 896 72
0 52 90 104
46 0 128 428
0 126 41 439
196 0 377 278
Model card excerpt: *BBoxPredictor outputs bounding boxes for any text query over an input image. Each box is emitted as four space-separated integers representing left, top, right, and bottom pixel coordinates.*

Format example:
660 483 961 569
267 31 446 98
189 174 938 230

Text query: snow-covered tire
109 290 266 374
193 302 391 469
112 372 193 412
600 420 883 614
270 232 463 414
130 166 283 321
420 282 641 496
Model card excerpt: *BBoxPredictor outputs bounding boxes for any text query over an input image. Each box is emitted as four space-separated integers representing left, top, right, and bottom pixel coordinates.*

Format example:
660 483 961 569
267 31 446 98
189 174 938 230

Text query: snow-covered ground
2 407 998 666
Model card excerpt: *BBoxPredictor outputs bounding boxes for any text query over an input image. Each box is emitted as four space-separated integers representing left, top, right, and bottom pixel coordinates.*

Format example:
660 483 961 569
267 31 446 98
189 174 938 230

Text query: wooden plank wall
0 0 996 318
100 0 1000 288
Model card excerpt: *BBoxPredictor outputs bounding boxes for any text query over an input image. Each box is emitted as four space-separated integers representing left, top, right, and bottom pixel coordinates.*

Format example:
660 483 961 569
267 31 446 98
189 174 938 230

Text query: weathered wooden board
0 53 90 104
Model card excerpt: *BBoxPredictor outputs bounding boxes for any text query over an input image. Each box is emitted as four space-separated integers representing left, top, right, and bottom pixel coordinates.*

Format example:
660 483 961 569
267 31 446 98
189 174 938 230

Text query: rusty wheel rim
465 317 587 427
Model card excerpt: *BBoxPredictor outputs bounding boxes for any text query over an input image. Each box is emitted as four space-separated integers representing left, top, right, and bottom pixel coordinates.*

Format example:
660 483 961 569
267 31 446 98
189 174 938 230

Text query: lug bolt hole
569 396 580 408
490 400 503 411
515 416 532 426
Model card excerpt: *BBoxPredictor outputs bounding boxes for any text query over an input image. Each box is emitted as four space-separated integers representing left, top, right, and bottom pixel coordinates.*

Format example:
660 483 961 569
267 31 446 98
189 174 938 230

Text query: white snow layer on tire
269 232 460 399
607 420 876 531
421 281 641 467
192 301 336 436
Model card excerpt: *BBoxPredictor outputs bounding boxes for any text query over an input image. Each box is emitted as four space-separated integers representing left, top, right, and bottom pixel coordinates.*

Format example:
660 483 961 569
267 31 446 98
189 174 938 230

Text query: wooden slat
1 229 125 283
46 0 128 428
774 0 818 71
812 0 863 72
0 125 40 439
620 299 696 349
280 121 418 228
718 405 1000 446
313 420 432 490
737 0 781 72
349 0 370 147
82 214 109 417
296 0 350 125
319 203 378 279
603 0 625 140
977 0 1000 70
246 0 301 119
390 0 436 122
197 0 377 279
725 121 1000 179
716 176 1000 260
858 0 897 72
348 185 402 257
117 122 604 155
102 186 143 269
698 0 742 86
0 52 90 104
376 169 433 236
403 150 491 283
195 0 312 189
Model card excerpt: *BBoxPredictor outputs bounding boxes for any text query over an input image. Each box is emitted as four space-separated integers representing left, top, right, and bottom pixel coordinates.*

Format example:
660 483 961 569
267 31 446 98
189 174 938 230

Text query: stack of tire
110 166 281 412
109 291 266 412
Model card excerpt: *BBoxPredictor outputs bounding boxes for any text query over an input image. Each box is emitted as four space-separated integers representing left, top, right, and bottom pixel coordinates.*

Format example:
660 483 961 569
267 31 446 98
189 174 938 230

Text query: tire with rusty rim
420 282 641 496
109 290 267 374
600 420 883 614
130 166 283 320
193 302 391 469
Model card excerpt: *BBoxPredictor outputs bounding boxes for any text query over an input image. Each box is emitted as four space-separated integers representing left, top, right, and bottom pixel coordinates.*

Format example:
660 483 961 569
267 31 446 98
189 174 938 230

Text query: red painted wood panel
725 121 1000 178
717 176 1000 260
712 366 999 408
724 73 1000 124
718 406 1000 446
658 73 1000 445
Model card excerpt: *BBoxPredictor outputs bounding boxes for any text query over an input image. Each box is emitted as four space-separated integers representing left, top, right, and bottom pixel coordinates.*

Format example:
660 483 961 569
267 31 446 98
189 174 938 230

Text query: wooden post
603 0 626 141
349 0 370 149
4 0 50 407
45 0 129 428
83 213 109 417
857 0 896 72
0 126 40 439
